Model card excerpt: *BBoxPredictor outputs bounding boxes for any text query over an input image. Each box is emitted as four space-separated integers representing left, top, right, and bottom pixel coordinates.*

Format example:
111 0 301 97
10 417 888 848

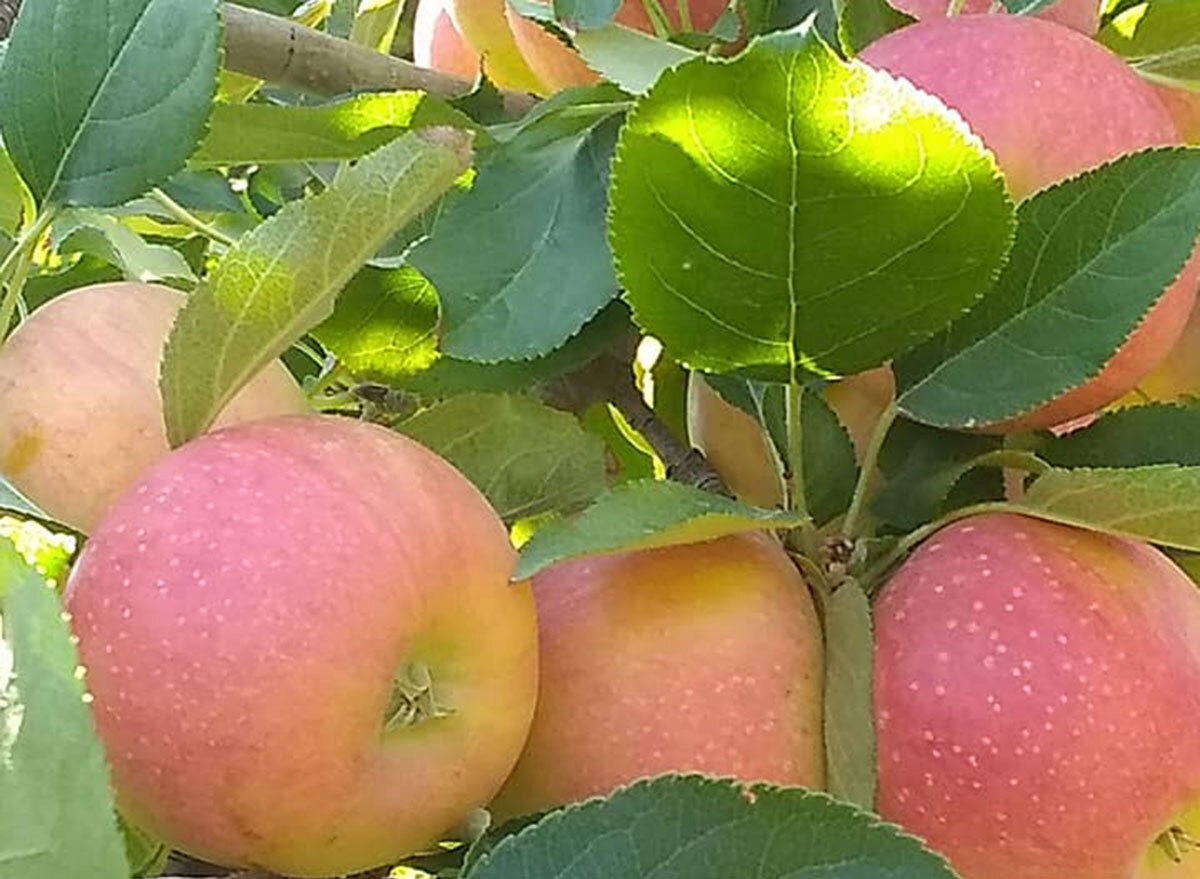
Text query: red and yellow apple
888 0 1099 35
419 0 728 96
65 415 539 877
861 16 1200 433
490 530 825 819
874 512 1200 878
1155 84 1200 145
0 282 308 532
686 367 895 510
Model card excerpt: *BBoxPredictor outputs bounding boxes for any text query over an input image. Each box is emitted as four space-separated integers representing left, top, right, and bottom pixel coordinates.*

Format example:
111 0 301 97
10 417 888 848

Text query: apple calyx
1155 826 1199 864
383 660 454 732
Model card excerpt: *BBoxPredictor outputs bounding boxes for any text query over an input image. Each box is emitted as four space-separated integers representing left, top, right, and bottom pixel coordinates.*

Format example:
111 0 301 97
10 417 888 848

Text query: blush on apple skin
860 16 1200 434
874 512 1200 879
490 530 826 821
65 415 539 878
0 282 308 533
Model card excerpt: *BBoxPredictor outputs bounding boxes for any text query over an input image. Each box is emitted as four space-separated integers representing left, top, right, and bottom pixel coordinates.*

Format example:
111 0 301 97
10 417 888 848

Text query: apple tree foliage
1 0 1200 876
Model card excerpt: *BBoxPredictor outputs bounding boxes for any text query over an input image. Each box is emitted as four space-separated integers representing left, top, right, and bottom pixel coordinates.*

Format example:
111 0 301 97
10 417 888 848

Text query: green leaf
874 420 1004 531
0 518 75 592
158 169 244 215
1165 547 1200 587
399 394 608 523
409 89 623 363
463 775 956 879
836 0 913 56
0 0 219 207
609 23 1013 383
819 579 876 811
192 92 475 166
799 388 858 526
0 543 128 879
741 0 839 40
160 128 474 446
349 0 405 52
313 266 440 382
1036 402 1200 468
899 148 1200 429
999 0 1060 12
573 24 699 94
52 210 196 285
1015 465 1200 551
514 479 806 579
0 146 24 237
0 477 47 523
118 818 170 878
1099 0 1200 88
553 0 620 29
395 300 634 397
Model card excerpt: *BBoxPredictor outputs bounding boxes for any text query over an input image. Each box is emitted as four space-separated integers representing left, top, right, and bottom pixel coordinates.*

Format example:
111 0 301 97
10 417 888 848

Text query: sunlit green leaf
52 210 196 285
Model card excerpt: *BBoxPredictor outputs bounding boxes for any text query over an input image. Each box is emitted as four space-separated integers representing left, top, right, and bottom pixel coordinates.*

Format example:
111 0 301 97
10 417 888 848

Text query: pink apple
412 0 481 81
490 531 825 819
888 0 1100 35
874 512 1200 879
64 415 539 876
861 17 1200 433
0 282 308 532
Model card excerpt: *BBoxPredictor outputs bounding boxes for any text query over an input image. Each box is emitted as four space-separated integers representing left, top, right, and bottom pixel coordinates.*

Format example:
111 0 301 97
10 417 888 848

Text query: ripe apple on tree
889 0 1100 35
64 414 540 877
0 281 308 532
490 530 826 820
860 15 1200 433
874 512 1200 879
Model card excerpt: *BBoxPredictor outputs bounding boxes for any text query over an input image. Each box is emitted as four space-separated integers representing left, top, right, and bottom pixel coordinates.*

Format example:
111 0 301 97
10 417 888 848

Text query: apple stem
639 0 675 37
840 400 899 541
1156 826 1200 863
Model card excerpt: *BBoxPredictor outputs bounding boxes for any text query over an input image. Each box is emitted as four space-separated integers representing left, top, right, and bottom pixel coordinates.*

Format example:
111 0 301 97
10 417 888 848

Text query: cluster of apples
2 2 1200 879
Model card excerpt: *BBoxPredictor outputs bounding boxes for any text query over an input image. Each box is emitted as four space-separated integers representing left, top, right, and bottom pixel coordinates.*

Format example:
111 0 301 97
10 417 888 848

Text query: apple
874 512 1200 879
64 414 539 877
686 367 896 510
1110 296 1200 409
888 0 1100 35
489 530 825 820
1155 84 1200 145
0 281 308 533
412 0 481 82
861 16 1200 433
426 0 729 96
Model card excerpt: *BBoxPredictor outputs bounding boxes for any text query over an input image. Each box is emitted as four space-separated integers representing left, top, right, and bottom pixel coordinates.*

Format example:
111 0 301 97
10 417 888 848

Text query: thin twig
220 3 537 116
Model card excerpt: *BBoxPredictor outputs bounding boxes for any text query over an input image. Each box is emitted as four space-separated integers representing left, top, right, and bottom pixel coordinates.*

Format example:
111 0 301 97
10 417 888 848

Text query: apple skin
490 530 825 820
64 415 539 877
686 367 895 509
0 282 308 533
874 512 1200 879
861 16 1200 434
888 0 1100 35
1155 85 1200 145
413 0 481 81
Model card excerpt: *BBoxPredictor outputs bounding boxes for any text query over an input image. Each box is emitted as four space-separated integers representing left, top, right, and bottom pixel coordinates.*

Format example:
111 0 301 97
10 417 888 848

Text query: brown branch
220 3 537 115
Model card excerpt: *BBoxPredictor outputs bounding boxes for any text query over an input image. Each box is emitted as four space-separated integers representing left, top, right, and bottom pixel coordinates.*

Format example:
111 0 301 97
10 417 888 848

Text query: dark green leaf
836 0 913 56
0 0 219 206
1037 402 1200 468
742 0 839 40
999 0 1060 12
553 0 620 29
800 388 858 525
899 148 1200 429
819 579 876 810
463 775 956 879
161 129 474 446
409 88 623 363
0 542 128 879
874 420 1003 531
159 169 244 215
514 479 806 579
399 394 608 522
610 23 1013 382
